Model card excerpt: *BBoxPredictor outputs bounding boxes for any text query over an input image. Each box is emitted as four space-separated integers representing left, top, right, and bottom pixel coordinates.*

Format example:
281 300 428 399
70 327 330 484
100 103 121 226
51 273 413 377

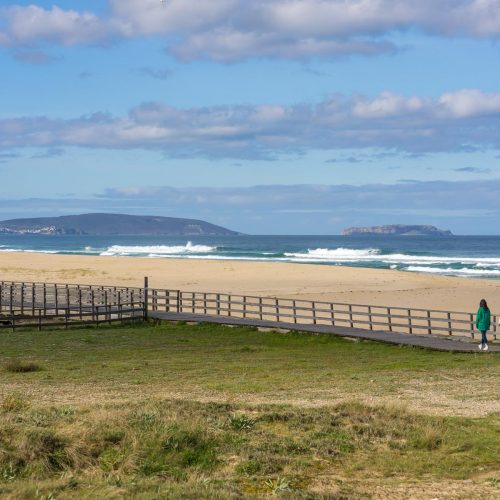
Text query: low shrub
5 360 42 373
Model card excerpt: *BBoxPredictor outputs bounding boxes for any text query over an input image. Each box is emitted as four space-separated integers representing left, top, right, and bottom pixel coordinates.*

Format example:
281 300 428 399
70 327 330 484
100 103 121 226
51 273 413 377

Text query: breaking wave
100 242 216 256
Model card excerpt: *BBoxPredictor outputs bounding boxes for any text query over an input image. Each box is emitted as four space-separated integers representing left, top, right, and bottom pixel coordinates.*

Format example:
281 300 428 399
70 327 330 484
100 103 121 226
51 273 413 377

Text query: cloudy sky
1 0 500 234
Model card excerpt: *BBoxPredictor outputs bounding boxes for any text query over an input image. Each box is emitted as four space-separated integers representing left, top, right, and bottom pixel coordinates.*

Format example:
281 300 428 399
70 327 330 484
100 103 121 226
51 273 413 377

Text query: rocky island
342 224 453 237
0 213 240 236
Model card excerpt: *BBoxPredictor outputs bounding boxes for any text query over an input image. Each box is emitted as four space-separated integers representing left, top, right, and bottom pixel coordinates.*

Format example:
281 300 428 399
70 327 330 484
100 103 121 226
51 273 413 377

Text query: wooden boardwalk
150 311 500 353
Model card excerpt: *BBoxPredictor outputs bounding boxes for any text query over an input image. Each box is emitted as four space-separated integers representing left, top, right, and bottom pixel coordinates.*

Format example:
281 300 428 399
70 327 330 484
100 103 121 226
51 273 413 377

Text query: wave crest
100 241 216 256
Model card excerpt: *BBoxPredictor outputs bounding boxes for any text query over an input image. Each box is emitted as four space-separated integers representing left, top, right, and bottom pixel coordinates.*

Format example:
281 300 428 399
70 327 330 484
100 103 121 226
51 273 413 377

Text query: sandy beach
2 252 500 314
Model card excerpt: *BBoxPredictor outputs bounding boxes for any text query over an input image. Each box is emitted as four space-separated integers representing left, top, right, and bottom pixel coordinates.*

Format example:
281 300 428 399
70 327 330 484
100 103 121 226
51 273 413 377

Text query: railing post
143 277 149 320
91 290 95 321
78 288 83 319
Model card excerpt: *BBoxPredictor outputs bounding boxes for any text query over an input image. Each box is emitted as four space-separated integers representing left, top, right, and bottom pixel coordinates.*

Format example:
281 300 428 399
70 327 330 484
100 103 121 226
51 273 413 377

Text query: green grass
0 322 499 498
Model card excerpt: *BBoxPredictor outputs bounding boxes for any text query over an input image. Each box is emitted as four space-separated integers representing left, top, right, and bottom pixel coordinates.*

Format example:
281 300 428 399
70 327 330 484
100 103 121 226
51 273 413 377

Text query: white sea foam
284 247 380 261
100 242 216 256
284 248 500 267
406 266 500 276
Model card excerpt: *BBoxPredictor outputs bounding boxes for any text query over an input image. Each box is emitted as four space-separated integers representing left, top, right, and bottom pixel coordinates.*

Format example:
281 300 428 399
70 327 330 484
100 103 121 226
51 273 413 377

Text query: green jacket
476 307 491 331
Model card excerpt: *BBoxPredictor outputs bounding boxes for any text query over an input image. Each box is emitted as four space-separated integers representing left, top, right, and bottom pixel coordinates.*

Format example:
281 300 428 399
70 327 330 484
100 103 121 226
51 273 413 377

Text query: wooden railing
0 281 144 330
1 280 497 340
148 288 498 340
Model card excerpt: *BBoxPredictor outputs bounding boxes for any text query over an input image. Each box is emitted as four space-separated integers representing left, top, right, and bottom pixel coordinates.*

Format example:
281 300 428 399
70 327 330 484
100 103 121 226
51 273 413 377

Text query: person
476 299 491 351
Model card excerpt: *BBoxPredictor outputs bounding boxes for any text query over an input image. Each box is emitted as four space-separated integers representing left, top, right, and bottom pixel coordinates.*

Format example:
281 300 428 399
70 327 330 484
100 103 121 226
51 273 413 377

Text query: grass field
0 322 499 498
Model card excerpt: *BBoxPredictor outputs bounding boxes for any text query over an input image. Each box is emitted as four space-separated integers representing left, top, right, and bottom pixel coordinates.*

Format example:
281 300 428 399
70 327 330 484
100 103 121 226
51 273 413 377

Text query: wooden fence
0 281 145 331
1 280 497 340
148 288 498 341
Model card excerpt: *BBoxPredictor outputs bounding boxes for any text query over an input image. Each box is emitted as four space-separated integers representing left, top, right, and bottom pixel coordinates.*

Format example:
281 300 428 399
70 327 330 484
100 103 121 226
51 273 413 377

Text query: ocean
1 234 500 279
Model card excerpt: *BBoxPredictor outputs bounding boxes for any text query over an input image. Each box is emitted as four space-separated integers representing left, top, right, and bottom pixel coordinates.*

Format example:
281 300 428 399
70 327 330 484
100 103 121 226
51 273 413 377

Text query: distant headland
342 224 453 237
0 213 240 236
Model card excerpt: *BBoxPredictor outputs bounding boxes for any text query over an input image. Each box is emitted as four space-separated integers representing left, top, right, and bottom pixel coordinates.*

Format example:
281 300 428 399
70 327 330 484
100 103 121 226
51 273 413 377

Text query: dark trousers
481 330 488 345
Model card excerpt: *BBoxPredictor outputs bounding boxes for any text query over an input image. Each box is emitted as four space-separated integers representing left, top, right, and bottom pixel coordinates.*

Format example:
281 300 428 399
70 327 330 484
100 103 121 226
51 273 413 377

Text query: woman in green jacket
476 299 491 351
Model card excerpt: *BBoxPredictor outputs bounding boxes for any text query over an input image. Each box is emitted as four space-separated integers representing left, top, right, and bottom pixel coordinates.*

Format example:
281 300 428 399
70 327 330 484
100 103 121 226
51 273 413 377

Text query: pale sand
1 252 500 313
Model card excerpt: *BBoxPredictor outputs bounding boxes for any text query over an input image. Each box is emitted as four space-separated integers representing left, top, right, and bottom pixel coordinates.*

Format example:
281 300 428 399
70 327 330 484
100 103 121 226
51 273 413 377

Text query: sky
1 0 500 234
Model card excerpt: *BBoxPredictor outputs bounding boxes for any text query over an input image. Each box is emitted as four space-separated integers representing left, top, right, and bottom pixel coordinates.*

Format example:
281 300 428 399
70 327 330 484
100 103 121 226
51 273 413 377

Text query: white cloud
2 1 500 60
1 5 111 46
1 89 500 157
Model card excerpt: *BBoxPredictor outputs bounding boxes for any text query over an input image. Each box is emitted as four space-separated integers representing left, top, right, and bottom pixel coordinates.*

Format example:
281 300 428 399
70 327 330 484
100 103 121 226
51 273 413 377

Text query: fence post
408 309 412 334
31 284 35 317
216 293 220 316
330 303 334 326
428 311 432 335
243 296 247 318
192 292 196 314
368 306 373 331
387 307 392 332
20 283 24 315
166 290 170 312
259 297 263 320
294 300 298 324
349 304 354 328
91 290 95 321
447 312 452 336
228 295 232 317
38 309 42 331
312 301 316 325
143 277 149 320
276 298 280 322
469 313 474 339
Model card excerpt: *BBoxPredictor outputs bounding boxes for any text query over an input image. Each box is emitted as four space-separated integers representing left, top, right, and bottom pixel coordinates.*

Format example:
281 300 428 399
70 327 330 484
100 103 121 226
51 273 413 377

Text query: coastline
1 252 500 313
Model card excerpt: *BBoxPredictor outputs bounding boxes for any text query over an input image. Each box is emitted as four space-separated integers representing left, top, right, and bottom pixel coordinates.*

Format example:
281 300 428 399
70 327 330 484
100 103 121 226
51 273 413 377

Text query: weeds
4 360 42 373
228 414 255 431
265 476 292 494
1 392 30 412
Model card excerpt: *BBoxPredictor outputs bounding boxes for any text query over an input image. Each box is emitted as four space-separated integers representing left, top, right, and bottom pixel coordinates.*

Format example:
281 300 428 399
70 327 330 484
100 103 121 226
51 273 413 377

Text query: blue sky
1 0 500 234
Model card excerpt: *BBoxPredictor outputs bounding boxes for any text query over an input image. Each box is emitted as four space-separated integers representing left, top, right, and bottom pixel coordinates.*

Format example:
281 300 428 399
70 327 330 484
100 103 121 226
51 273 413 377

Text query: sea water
1 234 500 279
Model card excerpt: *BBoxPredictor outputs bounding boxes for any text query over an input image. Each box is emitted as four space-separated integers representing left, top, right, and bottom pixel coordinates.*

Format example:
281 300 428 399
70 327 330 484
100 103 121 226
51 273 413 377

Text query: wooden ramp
150 312 500 353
